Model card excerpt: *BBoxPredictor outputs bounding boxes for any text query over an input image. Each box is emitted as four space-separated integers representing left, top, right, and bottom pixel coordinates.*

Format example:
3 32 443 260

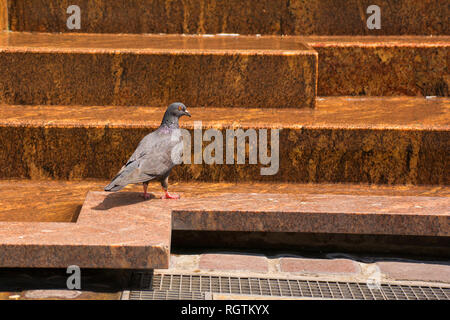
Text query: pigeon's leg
141 182 151 200
161 176 180 199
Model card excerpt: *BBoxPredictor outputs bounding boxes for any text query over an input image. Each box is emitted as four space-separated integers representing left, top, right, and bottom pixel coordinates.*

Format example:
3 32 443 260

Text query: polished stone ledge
0 191 448 268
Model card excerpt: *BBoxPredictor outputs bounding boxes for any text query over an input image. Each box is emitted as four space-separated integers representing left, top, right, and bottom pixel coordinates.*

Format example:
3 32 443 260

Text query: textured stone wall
0 50 317 108
7 0 449 35
1 125 447 185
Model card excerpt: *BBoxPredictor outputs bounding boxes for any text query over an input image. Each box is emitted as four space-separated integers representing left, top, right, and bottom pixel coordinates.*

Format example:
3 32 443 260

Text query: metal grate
124 272 450 300
129 289 205 300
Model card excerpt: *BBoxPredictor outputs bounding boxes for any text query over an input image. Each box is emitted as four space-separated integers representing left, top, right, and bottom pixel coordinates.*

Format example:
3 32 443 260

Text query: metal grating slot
129 289 205 300
125 272 450 300
249 278 260 295
230 277 240 295
298 280 312 298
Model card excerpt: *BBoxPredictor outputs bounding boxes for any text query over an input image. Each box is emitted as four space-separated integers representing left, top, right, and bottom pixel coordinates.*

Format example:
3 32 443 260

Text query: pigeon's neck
161 113 179 129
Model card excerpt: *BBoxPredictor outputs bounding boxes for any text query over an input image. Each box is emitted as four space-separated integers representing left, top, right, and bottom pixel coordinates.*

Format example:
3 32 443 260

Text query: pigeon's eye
178 106 182 111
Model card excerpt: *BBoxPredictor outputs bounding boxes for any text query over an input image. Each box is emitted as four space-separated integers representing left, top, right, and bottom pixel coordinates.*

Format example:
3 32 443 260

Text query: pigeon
104 102 191 199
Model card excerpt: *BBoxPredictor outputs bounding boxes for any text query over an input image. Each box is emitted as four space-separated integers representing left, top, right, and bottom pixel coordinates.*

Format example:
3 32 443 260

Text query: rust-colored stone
0 190 448 268
376 261 450 283
0 33 447 105
0 191 172 269
7 0 449 35
304 36 450 96
0 32 317 108
0 97 448 185
286 0 449 36
0 0 7 31
279 258 360 275
170 193 450 236
1 180 447 223
199 253 268 272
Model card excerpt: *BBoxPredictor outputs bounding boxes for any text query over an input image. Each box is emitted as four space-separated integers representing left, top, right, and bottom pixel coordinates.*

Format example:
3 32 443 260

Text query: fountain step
0 32 317 108
0 33 447 105
0 191 172 269
2 180 447 223
306 36 449 96
0 96 448 185
0 188 448 268
4 0 448 35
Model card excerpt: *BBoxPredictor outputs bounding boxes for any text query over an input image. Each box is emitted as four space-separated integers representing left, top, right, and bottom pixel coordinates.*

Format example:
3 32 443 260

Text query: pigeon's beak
184 110 191 117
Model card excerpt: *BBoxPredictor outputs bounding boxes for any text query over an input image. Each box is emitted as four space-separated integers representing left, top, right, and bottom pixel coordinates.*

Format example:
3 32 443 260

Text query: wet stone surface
0 32 317 108
6 0 449 35
0 179 448 223
0 97 448 184
0 189 448 270
305 36 450 96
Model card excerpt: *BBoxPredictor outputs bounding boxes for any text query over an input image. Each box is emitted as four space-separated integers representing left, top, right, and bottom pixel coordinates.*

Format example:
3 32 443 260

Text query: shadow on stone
92 192 156 211
171 231 450 259
0 268 135 294
70 204 82 222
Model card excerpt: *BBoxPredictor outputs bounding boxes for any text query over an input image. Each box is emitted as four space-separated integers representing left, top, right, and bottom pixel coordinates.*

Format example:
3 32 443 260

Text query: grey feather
104 126 184 192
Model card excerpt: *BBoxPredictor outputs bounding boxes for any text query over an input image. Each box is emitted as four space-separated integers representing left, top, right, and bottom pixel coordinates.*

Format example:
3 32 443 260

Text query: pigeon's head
167 102 191 118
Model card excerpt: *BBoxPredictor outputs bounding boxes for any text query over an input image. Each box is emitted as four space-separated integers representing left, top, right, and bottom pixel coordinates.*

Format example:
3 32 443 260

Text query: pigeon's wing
104 129 183 191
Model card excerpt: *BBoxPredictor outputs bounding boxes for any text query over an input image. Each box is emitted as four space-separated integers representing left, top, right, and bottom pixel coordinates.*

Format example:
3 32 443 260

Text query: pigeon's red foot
161 191 180 199
141 193 151 200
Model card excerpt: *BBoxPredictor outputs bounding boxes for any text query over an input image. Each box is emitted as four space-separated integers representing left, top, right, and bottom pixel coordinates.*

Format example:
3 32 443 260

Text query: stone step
2 180 447 223
0 33 447 107
0 96 448 185
4 0 448 35
167 192 450 237
0 191 172 269
306 36 449 96
0 32 317 108
0 185 448 268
